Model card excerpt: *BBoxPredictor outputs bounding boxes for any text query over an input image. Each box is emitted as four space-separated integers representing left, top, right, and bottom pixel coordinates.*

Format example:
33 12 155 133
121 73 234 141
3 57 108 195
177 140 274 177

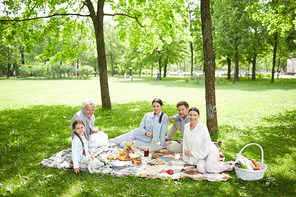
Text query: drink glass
144 148 149 157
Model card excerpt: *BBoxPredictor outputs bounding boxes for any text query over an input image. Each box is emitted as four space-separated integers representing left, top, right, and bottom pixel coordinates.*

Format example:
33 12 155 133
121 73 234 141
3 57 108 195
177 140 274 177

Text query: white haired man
70 99 98 140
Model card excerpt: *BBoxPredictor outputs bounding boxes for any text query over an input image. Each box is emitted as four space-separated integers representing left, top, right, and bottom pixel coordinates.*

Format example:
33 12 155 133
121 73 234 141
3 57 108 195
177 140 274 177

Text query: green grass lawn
0 76 295 196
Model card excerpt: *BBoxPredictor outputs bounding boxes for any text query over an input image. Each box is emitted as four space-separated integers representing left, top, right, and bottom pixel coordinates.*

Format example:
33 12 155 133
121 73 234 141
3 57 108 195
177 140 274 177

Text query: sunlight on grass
0 77 295 196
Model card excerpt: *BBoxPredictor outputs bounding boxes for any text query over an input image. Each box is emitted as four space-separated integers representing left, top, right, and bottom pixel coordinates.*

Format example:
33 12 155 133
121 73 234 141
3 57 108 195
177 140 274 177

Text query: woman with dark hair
114 98 168 147
183 107 234 174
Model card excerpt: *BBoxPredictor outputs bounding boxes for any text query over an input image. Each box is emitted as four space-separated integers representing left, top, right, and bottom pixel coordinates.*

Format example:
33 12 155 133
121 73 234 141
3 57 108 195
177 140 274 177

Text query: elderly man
71 99 98 140
165 101 190 141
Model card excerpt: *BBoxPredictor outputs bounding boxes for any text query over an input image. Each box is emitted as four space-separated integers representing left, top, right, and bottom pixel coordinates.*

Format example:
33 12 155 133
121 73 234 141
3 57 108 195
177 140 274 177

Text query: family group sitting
71 98 234 174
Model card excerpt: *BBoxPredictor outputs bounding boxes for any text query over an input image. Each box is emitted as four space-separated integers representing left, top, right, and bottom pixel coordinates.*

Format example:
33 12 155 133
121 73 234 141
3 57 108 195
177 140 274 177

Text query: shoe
165 136 172 141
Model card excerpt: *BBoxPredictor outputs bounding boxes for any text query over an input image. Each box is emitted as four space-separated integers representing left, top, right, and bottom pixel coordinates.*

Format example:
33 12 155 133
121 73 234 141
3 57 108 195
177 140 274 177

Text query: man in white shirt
165 101 189 140
71 99 98 140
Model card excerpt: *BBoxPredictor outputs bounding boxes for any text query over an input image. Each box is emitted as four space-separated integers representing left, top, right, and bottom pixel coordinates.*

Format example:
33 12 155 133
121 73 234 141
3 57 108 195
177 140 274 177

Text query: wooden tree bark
252 53 257 80
86 0 112 109
271 32 277 83
164 57 168 78
233 50 239 83
158 51 162 80
201 0 218 134
190 41 194 76
227 57 231 79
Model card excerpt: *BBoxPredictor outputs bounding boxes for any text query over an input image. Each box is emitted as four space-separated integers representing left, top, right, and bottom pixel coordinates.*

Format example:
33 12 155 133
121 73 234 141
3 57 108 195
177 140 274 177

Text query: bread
150 159 165 165
125 141 132 147
251 159 263 170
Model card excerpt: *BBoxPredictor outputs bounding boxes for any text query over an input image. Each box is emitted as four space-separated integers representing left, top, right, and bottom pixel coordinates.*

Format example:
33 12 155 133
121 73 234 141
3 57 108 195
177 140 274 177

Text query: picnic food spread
153 153 163 157
150 159 165 165
120 142 141 161
107 155 119 160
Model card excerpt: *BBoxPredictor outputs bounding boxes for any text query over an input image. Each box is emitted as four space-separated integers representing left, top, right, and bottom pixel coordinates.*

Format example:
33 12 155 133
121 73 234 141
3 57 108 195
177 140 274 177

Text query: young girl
72 119 93 174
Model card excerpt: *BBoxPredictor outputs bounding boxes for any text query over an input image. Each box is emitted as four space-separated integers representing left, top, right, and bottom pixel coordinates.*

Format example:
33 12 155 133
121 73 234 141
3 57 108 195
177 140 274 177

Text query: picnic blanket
39 140 231 182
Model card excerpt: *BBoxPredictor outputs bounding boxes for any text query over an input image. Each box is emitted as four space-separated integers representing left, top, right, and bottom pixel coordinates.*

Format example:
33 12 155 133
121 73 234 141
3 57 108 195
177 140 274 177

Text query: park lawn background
0 76 295 196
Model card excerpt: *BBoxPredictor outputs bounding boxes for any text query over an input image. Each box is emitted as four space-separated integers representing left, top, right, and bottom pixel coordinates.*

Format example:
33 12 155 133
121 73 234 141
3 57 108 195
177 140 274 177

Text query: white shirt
183 122 217 165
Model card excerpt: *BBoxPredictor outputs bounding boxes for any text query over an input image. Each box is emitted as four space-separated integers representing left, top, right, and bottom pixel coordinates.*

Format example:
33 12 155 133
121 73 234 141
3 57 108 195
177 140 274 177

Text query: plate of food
152 153 164 158
112 160 128 168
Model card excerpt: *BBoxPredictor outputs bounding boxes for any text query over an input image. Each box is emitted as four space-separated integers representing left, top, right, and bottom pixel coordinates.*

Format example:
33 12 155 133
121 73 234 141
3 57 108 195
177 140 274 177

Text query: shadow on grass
219 110 296 196
0 104 295 196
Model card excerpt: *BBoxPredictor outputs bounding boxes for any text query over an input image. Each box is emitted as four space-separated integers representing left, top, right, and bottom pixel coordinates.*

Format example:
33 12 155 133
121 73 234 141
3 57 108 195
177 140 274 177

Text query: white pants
196 149 231 174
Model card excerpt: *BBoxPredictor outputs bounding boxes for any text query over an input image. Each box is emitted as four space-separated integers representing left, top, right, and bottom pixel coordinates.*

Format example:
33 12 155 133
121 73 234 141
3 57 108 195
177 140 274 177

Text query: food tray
146 157 172 165
119 156 141 161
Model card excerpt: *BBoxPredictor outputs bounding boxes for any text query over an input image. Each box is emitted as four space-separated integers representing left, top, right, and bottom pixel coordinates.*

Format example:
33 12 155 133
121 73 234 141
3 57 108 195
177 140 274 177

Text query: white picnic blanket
39 140 231 181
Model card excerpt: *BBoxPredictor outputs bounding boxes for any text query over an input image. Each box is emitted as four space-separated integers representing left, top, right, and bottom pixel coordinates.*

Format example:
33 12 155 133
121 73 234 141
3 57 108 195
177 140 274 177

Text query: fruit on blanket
167 169 174 175
126 154 130 159
132 159 142 164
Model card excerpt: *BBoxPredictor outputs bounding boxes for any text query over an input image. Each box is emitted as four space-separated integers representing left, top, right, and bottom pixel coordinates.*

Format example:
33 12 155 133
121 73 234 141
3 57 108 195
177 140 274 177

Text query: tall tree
251 0 296 83
0 0 145 109
113 0 190 80
201 0 218 134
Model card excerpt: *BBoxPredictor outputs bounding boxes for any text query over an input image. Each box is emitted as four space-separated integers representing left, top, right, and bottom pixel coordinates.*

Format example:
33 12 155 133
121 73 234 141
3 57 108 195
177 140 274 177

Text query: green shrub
64 65 75 77
78 65 94 77
184 75 205 85
32 65 45 78
215 77 227 85
19 65 30 78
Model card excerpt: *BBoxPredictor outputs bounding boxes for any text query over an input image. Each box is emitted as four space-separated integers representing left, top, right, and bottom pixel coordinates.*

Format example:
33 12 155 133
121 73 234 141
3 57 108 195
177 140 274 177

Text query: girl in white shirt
183 107 233 174
72 119 94 174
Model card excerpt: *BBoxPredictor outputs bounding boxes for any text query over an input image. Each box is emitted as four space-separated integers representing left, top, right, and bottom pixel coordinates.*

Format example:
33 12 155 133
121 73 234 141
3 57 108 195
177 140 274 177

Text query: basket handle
235 143 264 163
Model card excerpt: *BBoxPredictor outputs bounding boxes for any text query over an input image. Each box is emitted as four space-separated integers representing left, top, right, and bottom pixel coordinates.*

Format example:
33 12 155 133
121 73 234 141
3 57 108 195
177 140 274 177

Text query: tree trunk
227 57 231 79
7 63 11 78
233 51 239 83
139 69 141 77
87 0 111 109
252 53 257 80
190 41 194 76
271 32 277 83
164 57 168 78
158 51 162 80
151 65 153 77
129 69 132 76
201 0 218 134
21 52 25 65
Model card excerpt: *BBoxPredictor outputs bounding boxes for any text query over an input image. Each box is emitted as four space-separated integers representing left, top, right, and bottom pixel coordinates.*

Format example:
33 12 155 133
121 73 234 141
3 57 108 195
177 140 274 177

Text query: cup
119 150 125 157
144 148 149 157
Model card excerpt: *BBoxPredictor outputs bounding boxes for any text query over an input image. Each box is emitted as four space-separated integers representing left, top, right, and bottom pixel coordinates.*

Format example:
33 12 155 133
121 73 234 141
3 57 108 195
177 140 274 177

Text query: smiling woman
114 98 169 147
183 107 234 174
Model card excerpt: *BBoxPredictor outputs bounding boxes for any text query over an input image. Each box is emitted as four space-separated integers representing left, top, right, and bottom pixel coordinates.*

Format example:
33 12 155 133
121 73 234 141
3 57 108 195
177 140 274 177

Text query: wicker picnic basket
235 143 267 181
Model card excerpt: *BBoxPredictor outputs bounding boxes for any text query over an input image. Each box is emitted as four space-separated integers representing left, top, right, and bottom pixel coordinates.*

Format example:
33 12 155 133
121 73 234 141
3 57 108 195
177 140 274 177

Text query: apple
126 148 131 152
167 169 174 175
253 167 259 171
126 155 130 159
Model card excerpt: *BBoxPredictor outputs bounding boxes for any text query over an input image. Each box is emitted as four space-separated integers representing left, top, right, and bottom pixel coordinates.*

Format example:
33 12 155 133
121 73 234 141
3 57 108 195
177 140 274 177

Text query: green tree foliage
78 65 94 77
250 0 296 82
19 65 30 78
31 65 45 78
111 0 190 78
